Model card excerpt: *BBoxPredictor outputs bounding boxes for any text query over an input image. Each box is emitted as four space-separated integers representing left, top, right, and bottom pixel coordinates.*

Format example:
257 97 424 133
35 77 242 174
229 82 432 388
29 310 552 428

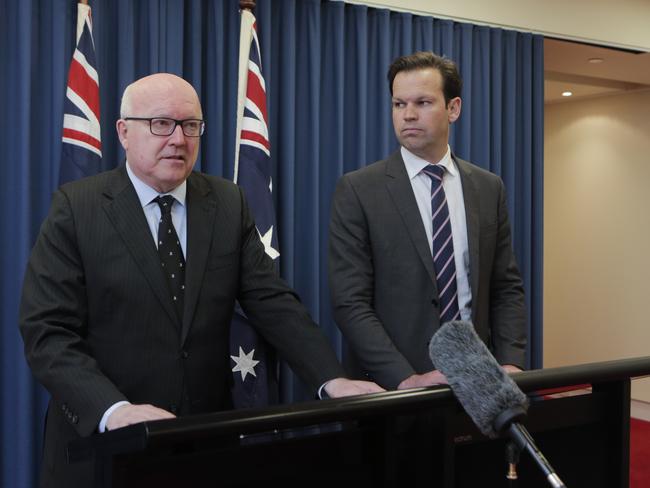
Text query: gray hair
119 82 135 118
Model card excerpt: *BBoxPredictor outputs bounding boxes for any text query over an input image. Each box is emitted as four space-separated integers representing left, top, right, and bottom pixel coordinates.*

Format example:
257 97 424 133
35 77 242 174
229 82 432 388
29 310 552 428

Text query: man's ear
447 97 462 123
116 119 128 150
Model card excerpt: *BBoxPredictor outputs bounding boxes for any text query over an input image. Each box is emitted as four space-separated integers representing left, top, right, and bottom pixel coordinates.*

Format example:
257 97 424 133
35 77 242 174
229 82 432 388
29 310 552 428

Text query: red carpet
631 418 650 488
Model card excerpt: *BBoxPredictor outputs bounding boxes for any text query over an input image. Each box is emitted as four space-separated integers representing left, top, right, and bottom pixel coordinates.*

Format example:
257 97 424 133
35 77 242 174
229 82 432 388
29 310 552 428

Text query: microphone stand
495 407 567 488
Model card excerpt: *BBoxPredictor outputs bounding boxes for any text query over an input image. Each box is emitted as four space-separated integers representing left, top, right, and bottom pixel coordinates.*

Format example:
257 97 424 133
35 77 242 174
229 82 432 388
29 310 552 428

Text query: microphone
429 321 566 488
428 320 528 438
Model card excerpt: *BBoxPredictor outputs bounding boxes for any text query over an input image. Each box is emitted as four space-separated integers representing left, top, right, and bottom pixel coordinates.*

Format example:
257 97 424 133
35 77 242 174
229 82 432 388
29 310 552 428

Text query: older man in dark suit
20 73 382 487
329 52 527 391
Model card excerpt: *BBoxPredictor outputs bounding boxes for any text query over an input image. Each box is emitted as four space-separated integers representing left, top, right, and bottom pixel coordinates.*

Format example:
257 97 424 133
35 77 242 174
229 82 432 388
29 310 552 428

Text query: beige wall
349 0 650 51
545 90 650 402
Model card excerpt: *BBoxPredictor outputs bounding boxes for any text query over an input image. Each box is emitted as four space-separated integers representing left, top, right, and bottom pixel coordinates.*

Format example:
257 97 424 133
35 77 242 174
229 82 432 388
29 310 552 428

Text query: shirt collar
126 161 187 208
401 145 457 180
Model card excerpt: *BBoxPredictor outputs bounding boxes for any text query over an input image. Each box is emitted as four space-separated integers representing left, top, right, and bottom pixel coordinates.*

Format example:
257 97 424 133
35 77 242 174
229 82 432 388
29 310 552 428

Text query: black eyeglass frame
123 117 205 137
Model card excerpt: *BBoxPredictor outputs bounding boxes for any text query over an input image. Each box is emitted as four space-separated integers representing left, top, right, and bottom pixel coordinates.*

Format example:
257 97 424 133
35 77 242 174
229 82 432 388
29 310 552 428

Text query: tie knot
422 164 445 181
155 195 175 215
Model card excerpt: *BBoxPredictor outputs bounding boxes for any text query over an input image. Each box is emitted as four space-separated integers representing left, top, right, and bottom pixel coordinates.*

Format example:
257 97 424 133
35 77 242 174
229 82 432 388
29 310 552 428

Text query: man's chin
399 141 423 153
154 168 193 190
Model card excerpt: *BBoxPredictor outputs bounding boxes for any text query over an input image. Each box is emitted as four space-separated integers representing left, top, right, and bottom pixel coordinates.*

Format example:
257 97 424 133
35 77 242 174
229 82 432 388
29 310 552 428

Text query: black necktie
154 195 185 321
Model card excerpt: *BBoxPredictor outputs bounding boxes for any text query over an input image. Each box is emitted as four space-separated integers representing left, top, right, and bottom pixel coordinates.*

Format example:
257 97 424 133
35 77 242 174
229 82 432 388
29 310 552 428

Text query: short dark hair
387 51 463 104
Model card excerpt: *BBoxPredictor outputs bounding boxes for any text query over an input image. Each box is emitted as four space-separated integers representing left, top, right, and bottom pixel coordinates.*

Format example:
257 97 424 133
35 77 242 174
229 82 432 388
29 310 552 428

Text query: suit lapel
101 167 180 328
181 173 216 344
455 157 480 320
384 152 437 289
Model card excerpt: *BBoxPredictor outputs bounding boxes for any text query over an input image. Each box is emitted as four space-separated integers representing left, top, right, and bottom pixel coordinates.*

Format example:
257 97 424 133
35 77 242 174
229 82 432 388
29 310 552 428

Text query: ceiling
544 38 650 104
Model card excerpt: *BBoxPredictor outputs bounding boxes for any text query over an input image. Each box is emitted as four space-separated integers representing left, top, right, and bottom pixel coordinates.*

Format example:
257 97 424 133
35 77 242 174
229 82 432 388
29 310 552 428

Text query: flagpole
234 0 258 183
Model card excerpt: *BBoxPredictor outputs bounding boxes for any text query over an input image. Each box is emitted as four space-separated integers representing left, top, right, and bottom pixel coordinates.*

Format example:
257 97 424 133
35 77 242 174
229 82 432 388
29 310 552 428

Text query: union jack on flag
229 9 279 409
59 2 101 185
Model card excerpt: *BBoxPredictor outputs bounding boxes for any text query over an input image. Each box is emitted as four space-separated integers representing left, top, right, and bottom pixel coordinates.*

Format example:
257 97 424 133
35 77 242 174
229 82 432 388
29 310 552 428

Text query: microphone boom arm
507 422 567 488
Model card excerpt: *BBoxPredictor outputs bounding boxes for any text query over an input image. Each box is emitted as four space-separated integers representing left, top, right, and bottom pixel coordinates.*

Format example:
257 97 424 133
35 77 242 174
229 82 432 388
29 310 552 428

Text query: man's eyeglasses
124 117 205 137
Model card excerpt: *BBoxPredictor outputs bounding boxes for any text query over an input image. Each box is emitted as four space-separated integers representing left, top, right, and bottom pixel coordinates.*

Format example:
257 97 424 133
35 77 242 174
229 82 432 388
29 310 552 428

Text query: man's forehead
132 96 201 114
395 68 442 83
393 69 443 93
130 86 202 116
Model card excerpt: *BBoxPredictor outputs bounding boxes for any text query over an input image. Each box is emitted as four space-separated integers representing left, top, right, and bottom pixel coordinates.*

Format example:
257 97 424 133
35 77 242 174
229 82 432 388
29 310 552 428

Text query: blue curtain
0 0 543 485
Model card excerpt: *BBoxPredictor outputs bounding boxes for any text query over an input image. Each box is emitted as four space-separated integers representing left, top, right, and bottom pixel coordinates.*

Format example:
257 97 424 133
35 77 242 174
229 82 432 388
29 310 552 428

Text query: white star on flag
257 225 280 260
231 347 260 381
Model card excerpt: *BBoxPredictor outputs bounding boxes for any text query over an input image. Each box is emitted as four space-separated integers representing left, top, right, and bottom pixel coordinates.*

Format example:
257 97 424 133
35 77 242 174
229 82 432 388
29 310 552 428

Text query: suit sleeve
328 176 416 389
19 190 127 437
234 187 346 392
488 179 527 369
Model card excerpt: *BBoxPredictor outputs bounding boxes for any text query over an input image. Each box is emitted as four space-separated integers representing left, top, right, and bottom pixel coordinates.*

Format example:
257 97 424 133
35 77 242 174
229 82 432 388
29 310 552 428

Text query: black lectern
68 356 650 487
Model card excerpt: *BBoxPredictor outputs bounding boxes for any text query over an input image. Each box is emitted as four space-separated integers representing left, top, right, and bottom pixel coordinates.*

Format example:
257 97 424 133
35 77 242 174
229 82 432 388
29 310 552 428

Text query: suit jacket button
72 415 79 424
181 350 189 359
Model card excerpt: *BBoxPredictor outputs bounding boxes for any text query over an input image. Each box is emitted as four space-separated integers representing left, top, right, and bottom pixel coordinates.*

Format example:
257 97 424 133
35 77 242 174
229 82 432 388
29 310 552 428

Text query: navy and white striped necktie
422 165 460 323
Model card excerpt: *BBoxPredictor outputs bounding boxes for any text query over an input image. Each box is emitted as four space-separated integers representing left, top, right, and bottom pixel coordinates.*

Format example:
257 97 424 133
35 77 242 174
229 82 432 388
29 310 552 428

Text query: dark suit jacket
19 166 345 487
328 151 526 389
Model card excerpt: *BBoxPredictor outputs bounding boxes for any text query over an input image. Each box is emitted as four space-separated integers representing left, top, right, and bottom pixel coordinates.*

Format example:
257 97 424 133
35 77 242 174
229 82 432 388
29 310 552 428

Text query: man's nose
168 124 185 144
403 104 417 120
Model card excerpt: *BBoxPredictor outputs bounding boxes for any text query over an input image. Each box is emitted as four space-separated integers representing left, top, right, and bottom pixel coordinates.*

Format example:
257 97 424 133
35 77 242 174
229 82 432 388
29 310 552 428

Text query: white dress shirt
126 162 187 255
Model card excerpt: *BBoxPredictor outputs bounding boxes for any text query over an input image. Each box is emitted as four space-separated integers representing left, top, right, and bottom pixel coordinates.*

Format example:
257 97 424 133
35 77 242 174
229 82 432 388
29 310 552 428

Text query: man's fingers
106 404 175 431
324 378 385 398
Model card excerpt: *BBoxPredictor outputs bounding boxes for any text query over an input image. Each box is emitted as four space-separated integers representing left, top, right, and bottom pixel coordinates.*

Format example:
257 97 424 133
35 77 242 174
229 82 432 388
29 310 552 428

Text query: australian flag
230 9 279 409
60 2 101 185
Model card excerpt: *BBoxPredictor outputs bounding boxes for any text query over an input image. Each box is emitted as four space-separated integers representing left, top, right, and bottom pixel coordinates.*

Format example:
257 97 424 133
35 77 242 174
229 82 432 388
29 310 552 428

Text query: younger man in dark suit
19 73 383 487
329 52 527 390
